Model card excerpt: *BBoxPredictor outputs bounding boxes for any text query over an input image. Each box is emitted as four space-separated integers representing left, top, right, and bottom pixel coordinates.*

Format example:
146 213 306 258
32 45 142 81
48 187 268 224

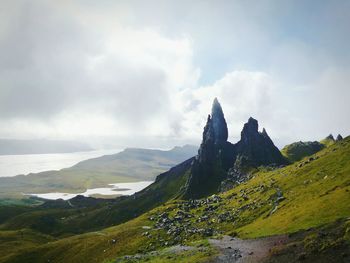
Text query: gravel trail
209 235 289 263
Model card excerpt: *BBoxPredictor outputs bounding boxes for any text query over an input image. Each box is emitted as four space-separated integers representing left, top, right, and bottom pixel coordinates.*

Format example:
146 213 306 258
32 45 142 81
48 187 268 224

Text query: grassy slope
320 137 336 147
281 141 324 162
238 137 350 237
0 229 55 263
0 159 193 238
0 146 197 199
1 138 349 262
266 218 350 263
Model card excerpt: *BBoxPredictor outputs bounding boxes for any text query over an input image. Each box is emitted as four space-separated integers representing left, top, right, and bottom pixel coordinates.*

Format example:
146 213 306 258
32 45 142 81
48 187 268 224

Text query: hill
0 99 348 262
0 145 197 199
282 133 345 163
0 136 348 263
281 141 325 162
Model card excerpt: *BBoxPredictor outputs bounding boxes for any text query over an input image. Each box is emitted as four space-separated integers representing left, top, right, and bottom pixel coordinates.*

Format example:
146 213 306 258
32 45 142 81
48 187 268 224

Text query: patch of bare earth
208 235 289 263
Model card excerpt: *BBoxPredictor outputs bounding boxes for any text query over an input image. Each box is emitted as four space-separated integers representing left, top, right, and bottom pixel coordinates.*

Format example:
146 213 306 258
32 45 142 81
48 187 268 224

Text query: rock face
210 98 228 143
326 134 335 141
234 117 288 167
336 134 343 141
183 99 235 199
183 99 287 199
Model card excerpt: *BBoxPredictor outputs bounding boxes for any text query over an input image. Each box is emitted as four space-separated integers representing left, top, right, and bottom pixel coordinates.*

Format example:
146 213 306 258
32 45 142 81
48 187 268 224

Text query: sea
0 149 153 200
0 149 121 178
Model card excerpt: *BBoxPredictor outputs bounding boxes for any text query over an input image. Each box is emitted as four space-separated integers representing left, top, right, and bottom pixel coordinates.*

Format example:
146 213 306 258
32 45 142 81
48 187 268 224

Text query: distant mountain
0 139 93 155
74 144 197 179
0 145 198 198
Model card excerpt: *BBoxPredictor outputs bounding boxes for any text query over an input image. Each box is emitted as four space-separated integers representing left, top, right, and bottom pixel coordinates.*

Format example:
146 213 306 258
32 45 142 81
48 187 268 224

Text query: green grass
0 229 55 263
265 218 350 262
320 137 336 147
237 137 350 237
0 198 43 207
0 138 349 262
111 239 217 263
281 141 324 162
0 160 193 238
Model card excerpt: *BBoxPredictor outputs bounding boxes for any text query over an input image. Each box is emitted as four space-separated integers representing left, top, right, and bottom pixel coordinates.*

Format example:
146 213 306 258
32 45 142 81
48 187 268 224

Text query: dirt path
208 235 289 263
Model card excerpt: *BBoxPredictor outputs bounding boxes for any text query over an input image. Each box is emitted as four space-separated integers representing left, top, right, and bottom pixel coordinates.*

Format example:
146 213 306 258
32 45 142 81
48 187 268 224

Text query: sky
0 0 349 149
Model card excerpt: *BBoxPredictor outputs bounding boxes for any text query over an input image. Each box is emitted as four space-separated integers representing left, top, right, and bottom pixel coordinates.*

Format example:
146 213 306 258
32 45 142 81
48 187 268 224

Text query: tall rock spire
183 98 234 199
211 98 228 143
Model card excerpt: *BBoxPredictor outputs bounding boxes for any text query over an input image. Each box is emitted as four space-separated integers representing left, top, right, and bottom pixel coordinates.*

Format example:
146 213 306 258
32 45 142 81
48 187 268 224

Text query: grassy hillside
0 158 193 237
320 135 336 147
0 229 55 263
266 218 350 263
0 145 197 199
0 137 349 262
281 141 324 162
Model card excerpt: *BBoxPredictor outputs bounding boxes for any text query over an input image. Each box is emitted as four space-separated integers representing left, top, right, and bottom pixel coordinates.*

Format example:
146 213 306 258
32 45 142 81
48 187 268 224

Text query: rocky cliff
183 99 287 199
183 99 235 199
234 117 288 167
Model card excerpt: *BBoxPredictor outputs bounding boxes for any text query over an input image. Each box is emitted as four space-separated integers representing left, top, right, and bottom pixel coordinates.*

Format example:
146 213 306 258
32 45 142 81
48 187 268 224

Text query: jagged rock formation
336 134 343 141
183 98 287 199
321 134 336 147
234 117 288 167
326 134 335 141
183 99 235 199
210 98 228 143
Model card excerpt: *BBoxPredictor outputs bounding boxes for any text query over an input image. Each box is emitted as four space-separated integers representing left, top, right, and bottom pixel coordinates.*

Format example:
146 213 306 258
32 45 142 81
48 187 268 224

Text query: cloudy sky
0 0 349 149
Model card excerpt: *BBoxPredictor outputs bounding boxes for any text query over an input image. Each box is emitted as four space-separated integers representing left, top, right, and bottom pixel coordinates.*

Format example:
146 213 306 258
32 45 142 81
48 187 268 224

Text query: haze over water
0 149 121 178
27 181 154 200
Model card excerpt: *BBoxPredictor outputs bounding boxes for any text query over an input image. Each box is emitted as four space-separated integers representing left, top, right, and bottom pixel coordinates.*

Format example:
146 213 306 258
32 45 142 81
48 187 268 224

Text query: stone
336 134 343 141
210 98 228 143
183 98 234 199
235 117 288 168
183 100 288 199
326 134 335 141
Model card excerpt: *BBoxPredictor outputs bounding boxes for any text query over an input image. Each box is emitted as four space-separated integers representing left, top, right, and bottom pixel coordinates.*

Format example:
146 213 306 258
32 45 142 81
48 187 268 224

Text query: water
0 149 121 177
27 181 154 200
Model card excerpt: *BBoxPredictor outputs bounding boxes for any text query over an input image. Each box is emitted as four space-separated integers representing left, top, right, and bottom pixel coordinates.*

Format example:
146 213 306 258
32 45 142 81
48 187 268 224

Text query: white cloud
0 0 200 143
177 71 276 142
0 0 349 149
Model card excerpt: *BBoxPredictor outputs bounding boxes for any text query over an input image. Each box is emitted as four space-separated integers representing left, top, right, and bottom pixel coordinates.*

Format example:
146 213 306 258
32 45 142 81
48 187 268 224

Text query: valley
0 99 348 262
0 145 197 200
